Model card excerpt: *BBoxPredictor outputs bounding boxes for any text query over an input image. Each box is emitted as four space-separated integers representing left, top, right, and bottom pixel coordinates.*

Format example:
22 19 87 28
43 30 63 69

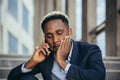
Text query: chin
53 48 58 52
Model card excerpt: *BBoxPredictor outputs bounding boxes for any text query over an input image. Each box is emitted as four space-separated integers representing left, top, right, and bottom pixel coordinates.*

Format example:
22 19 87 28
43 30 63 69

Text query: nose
53 35 59 43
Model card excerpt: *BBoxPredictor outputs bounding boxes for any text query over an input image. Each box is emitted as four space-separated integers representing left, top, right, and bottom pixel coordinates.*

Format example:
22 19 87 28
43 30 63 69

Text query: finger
42 38 45 44
42 46 50 55
64 36 71 50
59 39 64 50
37 43 49 50
35 46 39 50
40 48 47 56
63 36 68 47
67 36 71 47
44 43 49 48
47 49 51 56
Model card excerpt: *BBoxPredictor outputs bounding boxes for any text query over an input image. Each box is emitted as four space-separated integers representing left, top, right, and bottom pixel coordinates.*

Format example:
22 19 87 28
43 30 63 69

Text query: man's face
44 19 70 52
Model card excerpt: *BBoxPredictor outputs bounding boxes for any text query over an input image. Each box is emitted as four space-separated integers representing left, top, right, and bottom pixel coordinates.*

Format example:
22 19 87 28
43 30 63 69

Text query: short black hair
41 11 70 32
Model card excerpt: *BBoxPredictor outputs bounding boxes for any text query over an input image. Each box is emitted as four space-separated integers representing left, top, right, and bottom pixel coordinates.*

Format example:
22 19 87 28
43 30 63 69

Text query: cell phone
45 39 52 56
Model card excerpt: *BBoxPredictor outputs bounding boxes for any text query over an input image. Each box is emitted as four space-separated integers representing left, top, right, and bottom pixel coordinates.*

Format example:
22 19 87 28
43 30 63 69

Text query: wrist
58 60 67 70
24 59 38 69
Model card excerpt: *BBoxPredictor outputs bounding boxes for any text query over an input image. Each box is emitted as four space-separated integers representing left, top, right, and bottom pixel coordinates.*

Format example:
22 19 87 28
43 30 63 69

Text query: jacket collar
70 40 80 65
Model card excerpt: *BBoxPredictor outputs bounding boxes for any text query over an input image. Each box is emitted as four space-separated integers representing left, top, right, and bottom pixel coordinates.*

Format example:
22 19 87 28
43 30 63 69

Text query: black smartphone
45 39 52 56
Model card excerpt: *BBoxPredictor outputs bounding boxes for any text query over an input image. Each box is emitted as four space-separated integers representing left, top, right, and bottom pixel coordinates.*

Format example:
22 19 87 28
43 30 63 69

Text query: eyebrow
56 29 64 33
44 28 64 35
45 33 52 35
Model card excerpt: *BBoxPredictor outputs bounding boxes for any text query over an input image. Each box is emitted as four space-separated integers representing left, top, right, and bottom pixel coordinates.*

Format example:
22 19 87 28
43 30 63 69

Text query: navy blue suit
8 41 106 80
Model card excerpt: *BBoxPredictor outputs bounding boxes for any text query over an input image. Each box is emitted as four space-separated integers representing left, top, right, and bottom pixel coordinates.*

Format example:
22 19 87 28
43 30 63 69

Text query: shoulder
73 41 100 52
73 41 102 59
75 41 99 48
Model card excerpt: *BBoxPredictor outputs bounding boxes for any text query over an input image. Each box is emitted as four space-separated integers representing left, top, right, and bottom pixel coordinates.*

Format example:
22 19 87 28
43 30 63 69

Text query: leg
19 75 38 80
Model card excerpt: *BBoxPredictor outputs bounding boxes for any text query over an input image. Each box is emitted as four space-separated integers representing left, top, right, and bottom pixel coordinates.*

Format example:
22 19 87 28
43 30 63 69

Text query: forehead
44 19 67 33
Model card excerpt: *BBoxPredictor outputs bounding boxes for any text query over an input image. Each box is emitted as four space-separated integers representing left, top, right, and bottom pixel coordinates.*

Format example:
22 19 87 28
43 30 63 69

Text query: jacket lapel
70 41 80 65
44 53 54 80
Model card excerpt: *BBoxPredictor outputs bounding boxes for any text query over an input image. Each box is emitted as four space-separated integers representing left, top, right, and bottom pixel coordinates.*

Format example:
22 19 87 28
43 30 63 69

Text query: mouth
53 45 60 51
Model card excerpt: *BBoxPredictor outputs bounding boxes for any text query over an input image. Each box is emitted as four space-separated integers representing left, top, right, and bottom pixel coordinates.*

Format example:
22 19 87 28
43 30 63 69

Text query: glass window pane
76 0 82 41
97 31 106 57
96 0 106 25
22 45 29 54
8 0 18 19
8 32 18 54
61 0 66 13
96 0 106 57
22 4 29 32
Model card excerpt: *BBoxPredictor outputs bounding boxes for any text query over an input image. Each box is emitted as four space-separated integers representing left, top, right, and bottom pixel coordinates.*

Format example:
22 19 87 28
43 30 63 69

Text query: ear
68 28 73 36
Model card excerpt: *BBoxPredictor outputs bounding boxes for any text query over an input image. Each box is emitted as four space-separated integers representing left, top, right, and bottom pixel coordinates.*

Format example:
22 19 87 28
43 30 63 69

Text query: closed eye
45 34 53 38
56 29 63 35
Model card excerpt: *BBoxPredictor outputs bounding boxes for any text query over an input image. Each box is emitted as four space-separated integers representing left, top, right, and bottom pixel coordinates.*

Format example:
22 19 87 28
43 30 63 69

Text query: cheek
46 39 53 48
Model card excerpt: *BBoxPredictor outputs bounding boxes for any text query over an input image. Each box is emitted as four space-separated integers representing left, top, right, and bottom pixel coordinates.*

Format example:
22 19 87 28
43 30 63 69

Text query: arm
7 63 41 80
66 45 106 80
8 39 51 80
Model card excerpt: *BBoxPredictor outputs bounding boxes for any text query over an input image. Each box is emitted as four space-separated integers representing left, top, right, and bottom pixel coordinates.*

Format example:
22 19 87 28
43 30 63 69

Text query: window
8 0 18 19
96 0 106 25
76 0 82 41
96 0 106 57
0 26 2 52
22 45 29 54
8 32 18 53
61 0 66 13
97 31 106 57
22 4 29 32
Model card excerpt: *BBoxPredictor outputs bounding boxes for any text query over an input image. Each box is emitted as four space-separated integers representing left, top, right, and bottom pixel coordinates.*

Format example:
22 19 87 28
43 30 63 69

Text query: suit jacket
8 41 106 80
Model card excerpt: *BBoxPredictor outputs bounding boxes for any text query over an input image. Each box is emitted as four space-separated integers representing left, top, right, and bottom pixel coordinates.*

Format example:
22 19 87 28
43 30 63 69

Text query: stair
0 54 120 80
104 57 120 80
0 54 43 80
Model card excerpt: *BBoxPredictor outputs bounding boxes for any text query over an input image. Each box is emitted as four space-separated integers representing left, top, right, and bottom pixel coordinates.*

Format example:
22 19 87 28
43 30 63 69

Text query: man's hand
55 36 71 69
24 39 51 69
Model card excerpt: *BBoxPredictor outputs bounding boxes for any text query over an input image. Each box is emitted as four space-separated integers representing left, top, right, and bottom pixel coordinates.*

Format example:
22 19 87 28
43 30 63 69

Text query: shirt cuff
21 63 32 73
64 63 71 73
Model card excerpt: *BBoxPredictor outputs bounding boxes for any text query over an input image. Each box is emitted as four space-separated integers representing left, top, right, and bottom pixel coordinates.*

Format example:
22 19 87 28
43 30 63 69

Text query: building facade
0 0 120 80
0 0 34 54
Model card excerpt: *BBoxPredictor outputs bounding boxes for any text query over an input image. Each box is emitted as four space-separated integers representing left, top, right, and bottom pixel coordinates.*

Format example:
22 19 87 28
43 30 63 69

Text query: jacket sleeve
7 63 41 80
66 45 106 80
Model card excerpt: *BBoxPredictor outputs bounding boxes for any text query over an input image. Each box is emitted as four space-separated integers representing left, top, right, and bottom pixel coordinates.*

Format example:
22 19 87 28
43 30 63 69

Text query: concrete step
106 70 120 80
0 67 43 80
0 54 43 79
0 67 11 79
0 54 120 80
103 57 120 80
104 60 120 70
0 58 28 67
0 54 31 58
103 57 120 61
0 54 30 67
0 67 43 79
0 54 29 79
0 79 7 80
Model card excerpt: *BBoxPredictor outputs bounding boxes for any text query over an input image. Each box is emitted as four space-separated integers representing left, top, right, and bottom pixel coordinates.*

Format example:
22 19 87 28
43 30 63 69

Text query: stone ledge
0 54 31 58
106 71 120 80
0 59 27 67
104 62 120 70
103 57 120 61
0 67 43 79
0 79 7 80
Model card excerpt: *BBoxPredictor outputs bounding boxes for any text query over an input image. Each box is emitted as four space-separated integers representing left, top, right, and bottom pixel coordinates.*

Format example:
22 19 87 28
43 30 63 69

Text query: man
8 11 106 80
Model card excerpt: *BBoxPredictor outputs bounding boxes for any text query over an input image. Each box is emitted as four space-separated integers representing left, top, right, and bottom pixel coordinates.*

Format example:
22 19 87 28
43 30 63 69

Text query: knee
19 75 38 80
